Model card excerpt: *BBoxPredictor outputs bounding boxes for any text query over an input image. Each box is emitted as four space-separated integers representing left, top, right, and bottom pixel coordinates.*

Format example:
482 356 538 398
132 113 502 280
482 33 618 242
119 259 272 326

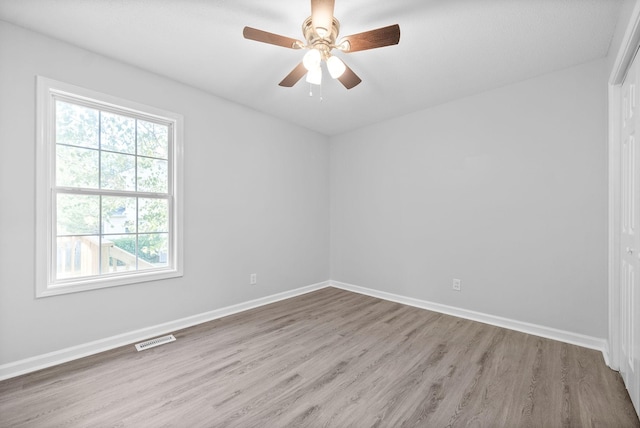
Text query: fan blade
279 62 308 87
243 27 303 49
311 0 335 35
337 64 361 89
340 24 400 53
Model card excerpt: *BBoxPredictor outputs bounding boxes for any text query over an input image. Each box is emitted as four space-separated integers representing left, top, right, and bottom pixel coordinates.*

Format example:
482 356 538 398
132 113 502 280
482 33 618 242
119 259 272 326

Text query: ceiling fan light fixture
242 0 401 90
306 65 322 85
326 55 346 78
303 49 322 71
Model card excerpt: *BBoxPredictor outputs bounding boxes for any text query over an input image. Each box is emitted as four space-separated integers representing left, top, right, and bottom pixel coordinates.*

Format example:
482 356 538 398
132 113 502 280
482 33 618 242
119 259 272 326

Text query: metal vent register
135 335 176 351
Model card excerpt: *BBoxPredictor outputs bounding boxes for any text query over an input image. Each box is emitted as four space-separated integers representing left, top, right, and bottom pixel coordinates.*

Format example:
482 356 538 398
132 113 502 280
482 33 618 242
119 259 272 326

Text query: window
36 77 183 297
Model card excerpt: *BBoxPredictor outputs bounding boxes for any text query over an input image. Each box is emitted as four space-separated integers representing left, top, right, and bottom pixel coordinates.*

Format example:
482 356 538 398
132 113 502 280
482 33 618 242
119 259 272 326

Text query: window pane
137 233 168 270
101 151 135 191
55 101 99 149
102 197 136 234
56 145 99 188
40 77 182 296
137 157 168 193
57 194 100 235
138 120 168 159
102 235 137 274
139 198 168 233
56 235 100 279
101 112 135 154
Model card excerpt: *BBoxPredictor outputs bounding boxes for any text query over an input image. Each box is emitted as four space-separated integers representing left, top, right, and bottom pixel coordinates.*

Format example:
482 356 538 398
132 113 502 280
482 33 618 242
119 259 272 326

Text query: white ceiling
0 0 626 136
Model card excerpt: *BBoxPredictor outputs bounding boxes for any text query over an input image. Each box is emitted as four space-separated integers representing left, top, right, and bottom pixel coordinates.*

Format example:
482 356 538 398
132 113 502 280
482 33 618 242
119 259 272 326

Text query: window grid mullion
98 111 103 275
55 187 169 199
135 119 139 272
99 194 103 275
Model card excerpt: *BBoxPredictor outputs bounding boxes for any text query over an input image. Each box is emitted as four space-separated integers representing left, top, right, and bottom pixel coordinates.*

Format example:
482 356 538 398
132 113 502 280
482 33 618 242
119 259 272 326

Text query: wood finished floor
0 287 638 427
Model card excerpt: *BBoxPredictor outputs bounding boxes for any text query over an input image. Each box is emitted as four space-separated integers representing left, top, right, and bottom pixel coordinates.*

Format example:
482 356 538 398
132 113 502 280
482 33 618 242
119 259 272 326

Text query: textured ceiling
0 0 626 136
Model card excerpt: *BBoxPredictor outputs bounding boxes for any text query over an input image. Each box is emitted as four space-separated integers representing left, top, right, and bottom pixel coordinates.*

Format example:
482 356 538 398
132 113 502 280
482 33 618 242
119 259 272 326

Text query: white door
620 50 640 413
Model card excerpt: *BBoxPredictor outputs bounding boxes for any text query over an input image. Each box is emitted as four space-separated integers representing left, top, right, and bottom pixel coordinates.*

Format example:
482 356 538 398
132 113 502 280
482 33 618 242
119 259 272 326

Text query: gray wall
0 21 330 365
330 59 609 338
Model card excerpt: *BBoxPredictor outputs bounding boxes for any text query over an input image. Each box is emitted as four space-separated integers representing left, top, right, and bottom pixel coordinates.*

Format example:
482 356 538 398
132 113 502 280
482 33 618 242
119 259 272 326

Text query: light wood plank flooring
1 287 638 427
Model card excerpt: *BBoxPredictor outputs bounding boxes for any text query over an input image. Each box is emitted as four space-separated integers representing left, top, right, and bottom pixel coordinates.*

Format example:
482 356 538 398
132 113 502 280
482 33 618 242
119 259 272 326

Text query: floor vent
135 334 176 351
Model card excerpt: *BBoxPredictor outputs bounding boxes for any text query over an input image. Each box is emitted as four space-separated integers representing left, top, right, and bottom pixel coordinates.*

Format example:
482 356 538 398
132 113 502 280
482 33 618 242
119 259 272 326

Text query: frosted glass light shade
326 55 346 78
306 66 322 85
303 49 322 71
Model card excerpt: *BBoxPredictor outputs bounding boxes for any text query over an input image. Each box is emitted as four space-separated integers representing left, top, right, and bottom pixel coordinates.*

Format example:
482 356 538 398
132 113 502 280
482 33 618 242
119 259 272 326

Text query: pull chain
308 83 324 101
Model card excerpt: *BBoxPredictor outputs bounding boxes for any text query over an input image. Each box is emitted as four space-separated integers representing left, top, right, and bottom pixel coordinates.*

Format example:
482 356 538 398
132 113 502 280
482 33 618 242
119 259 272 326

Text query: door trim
609 1 640 371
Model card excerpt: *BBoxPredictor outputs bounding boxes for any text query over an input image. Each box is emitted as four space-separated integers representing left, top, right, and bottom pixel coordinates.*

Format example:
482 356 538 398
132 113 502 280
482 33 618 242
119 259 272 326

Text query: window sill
36 268 183 298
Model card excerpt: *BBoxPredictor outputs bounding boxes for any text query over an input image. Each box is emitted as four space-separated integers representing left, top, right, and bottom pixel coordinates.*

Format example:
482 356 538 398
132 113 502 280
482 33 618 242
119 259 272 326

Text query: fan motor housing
303 16 340 54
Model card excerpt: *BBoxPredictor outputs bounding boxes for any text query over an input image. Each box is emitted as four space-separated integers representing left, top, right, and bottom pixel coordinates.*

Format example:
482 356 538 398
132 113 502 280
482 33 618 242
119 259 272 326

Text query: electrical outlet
250 273 257 285
452 278 461 291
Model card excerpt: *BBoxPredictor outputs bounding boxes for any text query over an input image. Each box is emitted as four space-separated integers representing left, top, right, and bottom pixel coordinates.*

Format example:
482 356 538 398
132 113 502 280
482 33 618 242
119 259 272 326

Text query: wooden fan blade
279 62 308 87
311 0 335 35
340 24 400 52
337 64 361 89
243 27 302 49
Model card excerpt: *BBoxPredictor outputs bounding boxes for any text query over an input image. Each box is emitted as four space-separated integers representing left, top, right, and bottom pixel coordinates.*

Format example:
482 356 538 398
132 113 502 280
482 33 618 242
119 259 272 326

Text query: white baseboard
330 281 611 365
0 281 330 381
0 279 611 381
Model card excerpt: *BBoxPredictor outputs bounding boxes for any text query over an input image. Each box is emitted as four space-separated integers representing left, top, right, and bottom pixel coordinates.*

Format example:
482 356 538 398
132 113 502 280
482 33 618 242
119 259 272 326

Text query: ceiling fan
242 0 400 90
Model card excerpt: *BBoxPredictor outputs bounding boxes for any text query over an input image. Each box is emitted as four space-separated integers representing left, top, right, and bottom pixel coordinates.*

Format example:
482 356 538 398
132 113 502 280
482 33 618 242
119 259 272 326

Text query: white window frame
35 76 184 298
